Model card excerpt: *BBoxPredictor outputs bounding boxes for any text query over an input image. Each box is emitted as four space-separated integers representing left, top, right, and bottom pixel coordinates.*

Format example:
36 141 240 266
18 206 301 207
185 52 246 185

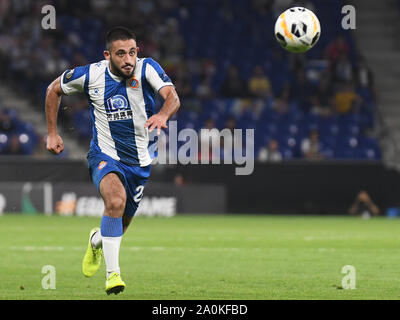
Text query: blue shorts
87 151 151 217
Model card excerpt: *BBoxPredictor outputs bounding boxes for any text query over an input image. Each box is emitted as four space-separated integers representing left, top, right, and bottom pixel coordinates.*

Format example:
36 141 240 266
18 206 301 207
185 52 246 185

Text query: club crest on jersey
98 161 107 170
129 77 139 89
105 95 133 122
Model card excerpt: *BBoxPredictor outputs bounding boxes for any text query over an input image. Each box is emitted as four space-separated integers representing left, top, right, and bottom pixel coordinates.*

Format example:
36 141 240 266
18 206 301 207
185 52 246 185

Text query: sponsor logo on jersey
105 95 133 122
65 69 74 79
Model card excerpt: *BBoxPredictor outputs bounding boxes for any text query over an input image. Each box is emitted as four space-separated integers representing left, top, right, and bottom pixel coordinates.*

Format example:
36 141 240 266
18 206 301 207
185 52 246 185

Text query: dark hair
106 26 137 50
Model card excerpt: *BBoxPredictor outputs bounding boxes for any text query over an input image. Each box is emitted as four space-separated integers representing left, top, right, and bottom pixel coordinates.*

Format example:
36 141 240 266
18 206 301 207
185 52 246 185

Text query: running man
45 26 180 294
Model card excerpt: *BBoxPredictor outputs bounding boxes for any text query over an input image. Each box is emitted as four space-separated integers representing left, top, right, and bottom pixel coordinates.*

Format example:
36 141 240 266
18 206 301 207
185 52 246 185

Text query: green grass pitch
1 214 400 300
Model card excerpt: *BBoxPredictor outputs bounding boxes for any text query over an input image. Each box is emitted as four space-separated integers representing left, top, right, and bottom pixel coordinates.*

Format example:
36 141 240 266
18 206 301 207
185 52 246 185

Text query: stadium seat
0 133 9 153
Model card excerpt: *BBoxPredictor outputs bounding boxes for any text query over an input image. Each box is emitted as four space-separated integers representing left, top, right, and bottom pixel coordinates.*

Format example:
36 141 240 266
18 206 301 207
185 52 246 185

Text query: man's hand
144 113 168 135
46 134 64 155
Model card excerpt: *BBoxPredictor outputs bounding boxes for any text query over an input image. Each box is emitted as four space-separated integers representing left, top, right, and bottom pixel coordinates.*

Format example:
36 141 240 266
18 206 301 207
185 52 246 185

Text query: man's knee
100 173 127 217
105 196 126 217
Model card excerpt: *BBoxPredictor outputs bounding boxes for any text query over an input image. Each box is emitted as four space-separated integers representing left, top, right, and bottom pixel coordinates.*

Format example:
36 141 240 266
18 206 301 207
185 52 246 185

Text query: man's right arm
45 65 89 155
45 76 65 155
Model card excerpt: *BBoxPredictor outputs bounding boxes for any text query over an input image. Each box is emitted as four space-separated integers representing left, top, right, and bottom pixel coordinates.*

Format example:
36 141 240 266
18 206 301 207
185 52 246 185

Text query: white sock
102 235 122 278
90 230 102 249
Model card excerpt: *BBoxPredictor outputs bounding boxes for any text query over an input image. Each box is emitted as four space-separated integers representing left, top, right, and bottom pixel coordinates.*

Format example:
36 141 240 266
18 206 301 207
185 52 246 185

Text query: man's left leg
82 171 126 288
83 184 140 279
88 214 132 253
85 189 140 259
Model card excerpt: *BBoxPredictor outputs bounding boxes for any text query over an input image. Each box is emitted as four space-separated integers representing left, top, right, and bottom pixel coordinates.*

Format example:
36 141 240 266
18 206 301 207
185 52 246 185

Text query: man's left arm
145 85 180 135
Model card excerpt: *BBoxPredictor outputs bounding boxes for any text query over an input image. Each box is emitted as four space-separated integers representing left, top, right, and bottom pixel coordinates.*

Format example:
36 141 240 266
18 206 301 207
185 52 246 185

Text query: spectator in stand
222 116 244 155
290 69 313 112
248 65 272 99
225 116 237 133
196 74 214 100
198 117 220 163
139 33 160 61
354 56 376 102
3 134 24 155
0 109 17 133
301 129 324 160
219 65 249 98
332 52 354 84
257 138 283 163
70 52 89 69
200 116 238 163
325 35 350 65
310 77 334 117
44 48 69 79
333 83 363 114
174 62 194 99
158 18 185 64
272 84 291 114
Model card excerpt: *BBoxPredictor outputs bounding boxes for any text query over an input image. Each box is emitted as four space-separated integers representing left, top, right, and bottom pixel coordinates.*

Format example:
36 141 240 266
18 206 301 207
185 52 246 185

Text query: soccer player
45 27 180 294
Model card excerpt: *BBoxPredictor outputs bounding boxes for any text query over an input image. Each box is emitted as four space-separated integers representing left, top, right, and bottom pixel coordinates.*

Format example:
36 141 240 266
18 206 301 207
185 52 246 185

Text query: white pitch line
5 245 248 252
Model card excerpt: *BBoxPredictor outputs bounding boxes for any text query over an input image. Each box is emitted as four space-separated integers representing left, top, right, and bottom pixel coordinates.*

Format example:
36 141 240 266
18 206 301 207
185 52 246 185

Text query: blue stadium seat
0 133 9 153
18 133 36 155
281 148 294 160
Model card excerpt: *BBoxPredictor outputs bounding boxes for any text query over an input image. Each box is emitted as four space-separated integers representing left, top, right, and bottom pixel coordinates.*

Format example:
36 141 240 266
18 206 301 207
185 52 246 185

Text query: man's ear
104 50 110 61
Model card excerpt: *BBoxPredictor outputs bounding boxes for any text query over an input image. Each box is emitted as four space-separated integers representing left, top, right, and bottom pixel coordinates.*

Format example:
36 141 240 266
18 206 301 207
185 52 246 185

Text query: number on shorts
133 185 144 203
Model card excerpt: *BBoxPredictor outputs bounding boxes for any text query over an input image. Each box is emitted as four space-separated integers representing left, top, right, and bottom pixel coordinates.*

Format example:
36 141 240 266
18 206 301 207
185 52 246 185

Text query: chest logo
105 95 132 121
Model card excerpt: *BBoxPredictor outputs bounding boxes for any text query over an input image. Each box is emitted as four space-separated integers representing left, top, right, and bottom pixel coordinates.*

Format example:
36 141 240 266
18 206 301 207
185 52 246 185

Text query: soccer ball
274 7 321 53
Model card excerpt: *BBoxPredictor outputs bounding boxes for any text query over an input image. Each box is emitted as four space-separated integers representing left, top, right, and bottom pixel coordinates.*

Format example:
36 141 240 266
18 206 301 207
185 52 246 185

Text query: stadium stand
0 0 381 160
0 106 39 155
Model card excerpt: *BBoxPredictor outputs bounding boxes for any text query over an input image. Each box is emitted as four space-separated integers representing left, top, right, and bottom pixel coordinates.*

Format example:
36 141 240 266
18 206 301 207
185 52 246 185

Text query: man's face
104 39 138 79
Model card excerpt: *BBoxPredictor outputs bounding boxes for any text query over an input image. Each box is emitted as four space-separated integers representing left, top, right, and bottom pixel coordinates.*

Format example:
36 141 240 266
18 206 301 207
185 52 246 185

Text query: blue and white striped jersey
60 58 173 166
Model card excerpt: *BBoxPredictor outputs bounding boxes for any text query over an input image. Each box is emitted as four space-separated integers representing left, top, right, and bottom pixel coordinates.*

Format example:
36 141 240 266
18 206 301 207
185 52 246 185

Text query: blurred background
0 0 400 216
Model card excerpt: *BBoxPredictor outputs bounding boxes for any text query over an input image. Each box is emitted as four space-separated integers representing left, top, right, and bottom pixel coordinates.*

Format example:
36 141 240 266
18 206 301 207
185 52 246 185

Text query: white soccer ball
274 7 321 53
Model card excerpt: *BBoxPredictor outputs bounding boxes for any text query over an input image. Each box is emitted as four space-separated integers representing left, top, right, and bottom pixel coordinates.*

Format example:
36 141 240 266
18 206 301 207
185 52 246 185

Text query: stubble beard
109 56 135 79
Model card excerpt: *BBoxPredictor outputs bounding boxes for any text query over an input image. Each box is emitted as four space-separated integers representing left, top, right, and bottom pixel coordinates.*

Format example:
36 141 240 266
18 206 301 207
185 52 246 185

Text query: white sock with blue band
101 216 123 278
